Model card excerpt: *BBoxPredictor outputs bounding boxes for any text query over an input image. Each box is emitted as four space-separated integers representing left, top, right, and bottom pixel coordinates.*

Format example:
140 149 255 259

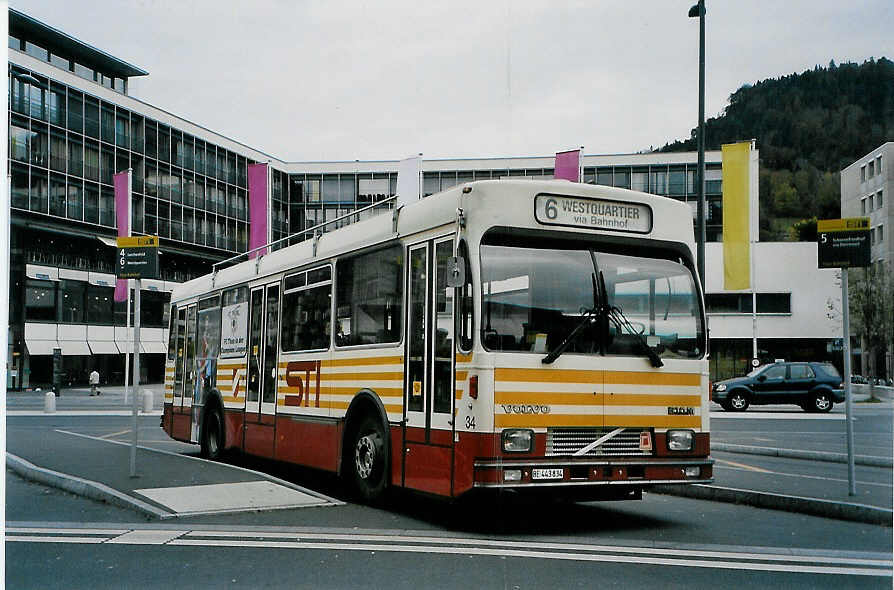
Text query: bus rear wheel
201 406 224 460
348 415 388 502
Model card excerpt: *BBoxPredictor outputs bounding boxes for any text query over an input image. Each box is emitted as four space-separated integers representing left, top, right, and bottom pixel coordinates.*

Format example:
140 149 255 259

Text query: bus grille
546 428 651 457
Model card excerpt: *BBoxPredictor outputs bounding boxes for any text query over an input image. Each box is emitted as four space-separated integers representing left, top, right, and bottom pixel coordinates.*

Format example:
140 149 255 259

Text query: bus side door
243 283 280 458
403 238 456 496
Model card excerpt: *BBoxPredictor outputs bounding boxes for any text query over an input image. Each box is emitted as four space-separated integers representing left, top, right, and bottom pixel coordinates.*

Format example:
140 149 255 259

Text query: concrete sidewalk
6 423 342 519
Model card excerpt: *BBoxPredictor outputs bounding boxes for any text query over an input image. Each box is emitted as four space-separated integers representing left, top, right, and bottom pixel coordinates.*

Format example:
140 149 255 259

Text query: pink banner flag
554 149 581 182
248 163 269 258
113 170 131 302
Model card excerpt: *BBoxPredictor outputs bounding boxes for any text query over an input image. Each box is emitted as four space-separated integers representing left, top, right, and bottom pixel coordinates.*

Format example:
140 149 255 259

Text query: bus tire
201 404 225 460
348 414 388 502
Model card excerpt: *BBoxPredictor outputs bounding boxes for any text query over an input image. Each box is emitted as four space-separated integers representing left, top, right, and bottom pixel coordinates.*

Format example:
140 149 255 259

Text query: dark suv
712 362 844 413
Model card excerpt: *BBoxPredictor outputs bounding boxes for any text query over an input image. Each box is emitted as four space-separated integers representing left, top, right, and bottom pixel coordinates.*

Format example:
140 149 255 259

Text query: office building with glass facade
7 8 840 387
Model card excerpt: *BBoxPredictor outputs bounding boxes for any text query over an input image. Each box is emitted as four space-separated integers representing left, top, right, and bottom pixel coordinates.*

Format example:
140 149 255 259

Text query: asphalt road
6 412 894 588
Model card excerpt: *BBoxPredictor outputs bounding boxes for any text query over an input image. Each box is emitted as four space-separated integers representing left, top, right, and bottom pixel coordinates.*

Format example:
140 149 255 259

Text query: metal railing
212 196 397 273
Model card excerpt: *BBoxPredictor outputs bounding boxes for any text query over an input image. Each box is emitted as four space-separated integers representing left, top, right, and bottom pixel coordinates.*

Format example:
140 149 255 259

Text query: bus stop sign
817 218 870 269
116 235 159 279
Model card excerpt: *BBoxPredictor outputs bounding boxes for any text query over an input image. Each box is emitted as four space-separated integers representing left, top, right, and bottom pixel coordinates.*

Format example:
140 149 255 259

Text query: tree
849 264 894 399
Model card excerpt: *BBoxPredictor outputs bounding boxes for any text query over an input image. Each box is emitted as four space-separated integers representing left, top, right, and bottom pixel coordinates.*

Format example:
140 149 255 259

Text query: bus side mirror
447 256 466 287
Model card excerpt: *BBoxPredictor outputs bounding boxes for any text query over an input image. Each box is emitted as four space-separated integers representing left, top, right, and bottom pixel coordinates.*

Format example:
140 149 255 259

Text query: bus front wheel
348 415 388 502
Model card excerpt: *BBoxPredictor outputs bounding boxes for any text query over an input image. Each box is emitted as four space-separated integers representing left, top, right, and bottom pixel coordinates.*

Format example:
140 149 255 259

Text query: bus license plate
531 468 564 480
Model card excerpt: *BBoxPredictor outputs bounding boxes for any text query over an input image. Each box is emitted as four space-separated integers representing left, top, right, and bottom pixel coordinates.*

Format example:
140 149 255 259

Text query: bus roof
171 179 695 304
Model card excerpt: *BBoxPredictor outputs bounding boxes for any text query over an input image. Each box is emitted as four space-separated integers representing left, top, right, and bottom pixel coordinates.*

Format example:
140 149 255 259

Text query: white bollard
142 389 153 413
44 390 56 413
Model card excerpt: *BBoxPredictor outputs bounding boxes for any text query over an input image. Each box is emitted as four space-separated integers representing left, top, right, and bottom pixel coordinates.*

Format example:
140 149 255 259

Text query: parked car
850 374 868 384
712 361 844 413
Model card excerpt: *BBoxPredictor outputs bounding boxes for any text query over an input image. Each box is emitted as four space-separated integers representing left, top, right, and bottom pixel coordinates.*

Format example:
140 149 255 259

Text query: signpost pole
130 279 141 478
842 270 856 496
817 217 867 498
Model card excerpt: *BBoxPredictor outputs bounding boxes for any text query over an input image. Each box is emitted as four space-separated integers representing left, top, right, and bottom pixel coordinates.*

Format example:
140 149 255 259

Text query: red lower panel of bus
171 410 192 442
244 414 275 457
224 411 244 450
274 416 341 472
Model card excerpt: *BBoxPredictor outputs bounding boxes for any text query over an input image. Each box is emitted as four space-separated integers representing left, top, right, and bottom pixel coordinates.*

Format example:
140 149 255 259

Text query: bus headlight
502 429 534 453
667 430 694 451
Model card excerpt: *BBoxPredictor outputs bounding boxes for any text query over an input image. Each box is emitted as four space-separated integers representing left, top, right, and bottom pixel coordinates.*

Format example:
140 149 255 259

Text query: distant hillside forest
660 57 893 241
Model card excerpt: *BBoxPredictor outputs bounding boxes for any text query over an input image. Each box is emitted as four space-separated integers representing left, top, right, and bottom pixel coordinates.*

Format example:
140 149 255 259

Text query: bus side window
335 244 403 347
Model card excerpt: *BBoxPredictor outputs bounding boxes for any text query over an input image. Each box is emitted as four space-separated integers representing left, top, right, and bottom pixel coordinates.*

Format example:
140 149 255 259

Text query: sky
10 0 892 163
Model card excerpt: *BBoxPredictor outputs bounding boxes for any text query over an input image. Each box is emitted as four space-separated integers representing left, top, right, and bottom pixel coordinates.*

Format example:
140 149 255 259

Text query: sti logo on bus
535 194 652 233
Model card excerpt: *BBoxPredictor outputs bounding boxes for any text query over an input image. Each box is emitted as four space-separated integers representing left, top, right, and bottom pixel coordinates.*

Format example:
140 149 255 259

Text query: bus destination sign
116 235 160 279
534 194 652 233
817 218 870 269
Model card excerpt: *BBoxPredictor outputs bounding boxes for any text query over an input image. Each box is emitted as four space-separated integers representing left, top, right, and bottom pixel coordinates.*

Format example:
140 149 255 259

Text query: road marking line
711 412 845 420
7 527 890 576
714 458 773 473
99 429 131 439
105 530 188 545
167 538 892 576
714 464 894 488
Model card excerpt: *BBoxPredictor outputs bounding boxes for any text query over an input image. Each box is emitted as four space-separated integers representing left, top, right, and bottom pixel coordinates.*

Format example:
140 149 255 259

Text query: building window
877 155 883 174
59 280 86 323
861 198 867 215
861 165 866 182
878 190 883 209
25 279 57 322
756 293 791 314
878 225 884 244
869 194 874 211
868 160 875 178
705 294 751 314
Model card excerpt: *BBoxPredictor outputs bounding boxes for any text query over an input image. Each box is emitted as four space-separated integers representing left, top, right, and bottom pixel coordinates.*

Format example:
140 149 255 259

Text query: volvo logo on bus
502 404 551 415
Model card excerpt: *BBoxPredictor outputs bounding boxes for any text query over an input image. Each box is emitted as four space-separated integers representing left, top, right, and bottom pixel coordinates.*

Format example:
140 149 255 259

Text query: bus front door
244 284 279 458
403 238 456 496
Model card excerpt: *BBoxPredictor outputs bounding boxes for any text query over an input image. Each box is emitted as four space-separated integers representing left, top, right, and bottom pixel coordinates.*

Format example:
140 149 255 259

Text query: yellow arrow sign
117 235 159 248
817 218 869 233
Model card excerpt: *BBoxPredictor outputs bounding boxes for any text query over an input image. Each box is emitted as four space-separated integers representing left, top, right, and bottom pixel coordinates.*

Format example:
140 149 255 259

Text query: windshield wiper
606 306 664 368
542 306 600 365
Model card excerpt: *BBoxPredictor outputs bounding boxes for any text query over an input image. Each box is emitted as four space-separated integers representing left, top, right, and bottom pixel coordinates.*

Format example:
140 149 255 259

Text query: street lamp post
689 0 706 292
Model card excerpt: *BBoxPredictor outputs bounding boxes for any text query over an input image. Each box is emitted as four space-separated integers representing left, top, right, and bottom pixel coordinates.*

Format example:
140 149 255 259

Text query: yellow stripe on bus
495 368 701 387
495 414 702 428
456 353 473 363
495 392 702 406
604 371 701 386
324 371 403 381
322 356 403 367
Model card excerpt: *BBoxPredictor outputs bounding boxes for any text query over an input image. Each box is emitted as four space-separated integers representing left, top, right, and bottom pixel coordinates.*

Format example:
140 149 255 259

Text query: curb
6 452 171 520
652 483 893 526
711 442 894 468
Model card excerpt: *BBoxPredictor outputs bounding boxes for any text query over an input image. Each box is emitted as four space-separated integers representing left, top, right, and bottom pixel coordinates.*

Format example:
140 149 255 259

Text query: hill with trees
660 57 893 240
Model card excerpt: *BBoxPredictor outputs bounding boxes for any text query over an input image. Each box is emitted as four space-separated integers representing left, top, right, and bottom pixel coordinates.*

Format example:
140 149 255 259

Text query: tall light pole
689 0 706 292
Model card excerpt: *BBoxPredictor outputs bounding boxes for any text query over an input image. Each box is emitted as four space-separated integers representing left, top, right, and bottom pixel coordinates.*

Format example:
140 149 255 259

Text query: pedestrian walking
89 368 100 396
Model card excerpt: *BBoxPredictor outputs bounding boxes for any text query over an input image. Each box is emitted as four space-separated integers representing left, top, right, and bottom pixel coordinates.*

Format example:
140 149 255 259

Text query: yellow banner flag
722 142 751 290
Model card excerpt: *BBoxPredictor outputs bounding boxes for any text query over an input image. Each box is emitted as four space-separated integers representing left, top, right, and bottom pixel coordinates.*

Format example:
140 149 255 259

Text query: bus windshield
480 243 704 360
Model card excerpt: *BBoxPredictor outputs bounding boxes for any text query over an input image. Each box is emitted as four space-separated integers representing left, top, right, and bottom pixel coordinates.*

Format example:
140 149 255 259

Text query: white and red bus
162 179 712 502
